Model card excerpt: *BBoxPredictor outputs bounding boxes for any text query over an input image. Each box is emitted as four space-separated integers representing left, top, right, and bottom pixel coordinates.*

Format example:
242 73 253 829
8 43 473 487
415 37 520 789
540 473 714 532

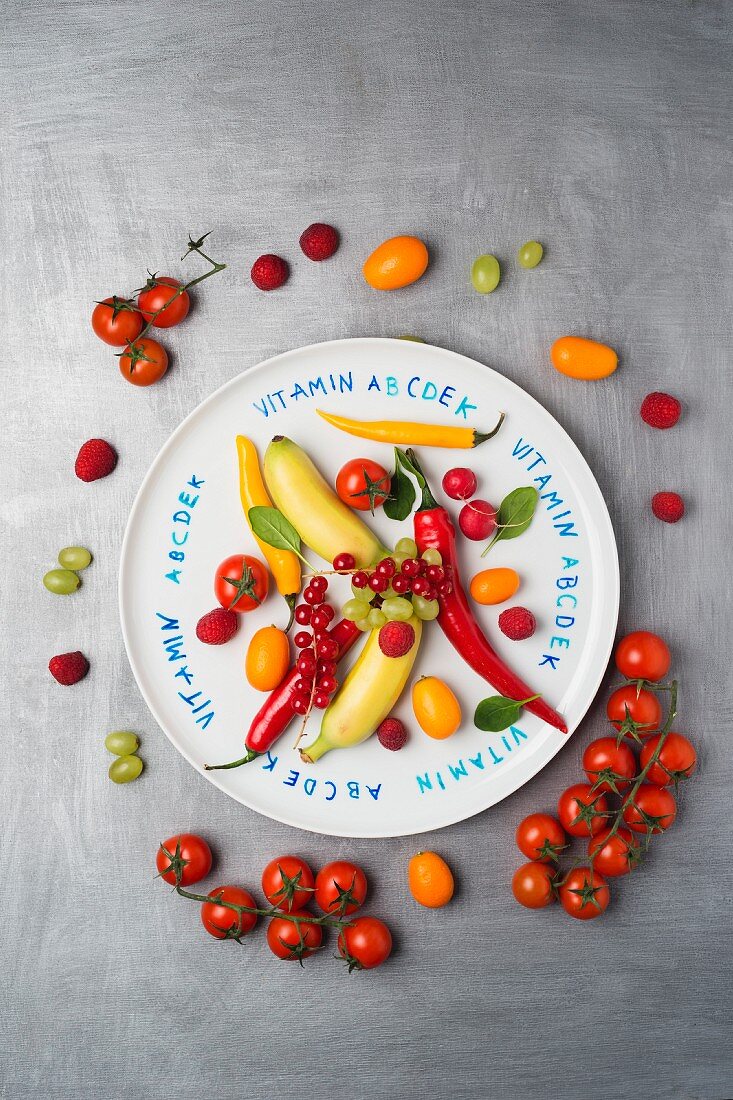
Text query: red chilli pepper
205 618 361 770
409 451 567 734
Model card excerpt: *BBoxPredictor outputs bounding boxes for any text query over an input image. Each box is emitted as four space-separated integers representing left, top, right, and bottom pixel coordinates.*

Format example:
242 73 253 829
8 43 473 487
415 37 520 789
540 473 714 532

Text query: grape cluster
291 576 339 714
338 538 453 631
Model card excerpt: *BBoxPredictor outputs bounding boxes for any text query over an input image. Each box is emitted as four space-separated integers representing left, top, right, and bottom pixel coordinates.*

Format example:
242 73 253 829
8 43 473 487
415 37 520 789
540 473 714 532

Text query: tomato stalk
174 884 352 933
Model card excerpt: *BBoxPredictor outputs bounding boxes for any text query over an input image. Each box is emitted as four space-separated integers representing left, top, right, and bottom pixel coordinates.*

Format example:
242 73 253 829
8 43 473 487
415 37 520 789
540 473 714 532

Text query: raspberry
250 253 289 291
498 606 536 641
377 717 408 751
75 438 117 482
378 620 415 658
196 607 239 644
651 492 684 523
299 222 340 261
640 392 681 430
49 651 89 685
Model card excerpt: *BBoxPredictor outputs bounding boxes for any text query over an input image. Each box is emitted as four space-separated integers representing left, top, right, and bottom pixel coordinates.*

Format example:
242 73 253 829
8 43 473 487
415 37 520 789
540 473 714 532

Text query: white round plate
120 338 618 837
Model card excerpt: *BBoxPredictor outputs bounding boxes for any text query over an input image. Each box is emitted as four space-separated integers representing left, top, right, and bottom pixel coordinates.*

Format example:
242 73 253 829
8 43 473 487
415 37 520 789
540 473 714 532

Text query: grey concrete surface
2 2 732 1098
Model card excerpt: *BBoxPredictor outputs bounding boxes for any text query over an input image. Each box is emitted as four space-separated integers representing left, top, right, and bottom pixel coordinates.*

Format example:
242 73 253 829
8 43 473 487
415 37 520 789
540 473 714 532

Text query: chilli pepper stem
205 749 260 771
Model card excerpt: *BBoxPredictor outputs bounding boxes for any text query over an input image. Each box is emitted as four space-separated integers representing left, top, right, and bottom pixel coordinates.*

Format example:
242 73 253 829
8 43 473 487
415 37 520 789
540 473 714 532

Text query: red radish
458 499 497 541
442 467 477 500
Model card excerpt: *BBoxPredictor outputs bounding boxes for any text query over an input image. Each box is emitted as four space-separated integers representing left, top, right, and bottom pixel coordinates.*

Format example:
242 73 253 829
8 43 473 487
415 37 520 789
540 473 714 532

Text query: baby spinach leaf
481 485 538 557
474 693 540 732
248 506 303 557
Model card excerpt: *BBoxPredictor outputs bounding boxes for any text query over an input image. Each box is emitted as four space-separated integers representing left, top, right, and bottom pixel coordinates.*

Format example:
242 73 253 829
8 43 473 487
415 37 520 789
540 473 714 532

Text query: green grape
351 581 374 601
105 731 140 756
368 608 387 629
421 548 442 566
518 240 543 269
412 595 440 621
355 617 372 632
381 597 414 622
395 537 418 557
392 553 409 571
43 569 80 595
343 598 371 621
109 755 143 784
58 546 92 571
471 254 501 294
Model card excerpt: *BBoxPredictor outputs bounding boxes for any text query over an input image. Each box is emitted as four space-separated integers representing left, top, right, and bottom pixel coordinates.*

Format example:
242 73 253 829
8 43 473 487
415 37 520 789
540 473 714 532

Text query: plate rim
119 336 620 837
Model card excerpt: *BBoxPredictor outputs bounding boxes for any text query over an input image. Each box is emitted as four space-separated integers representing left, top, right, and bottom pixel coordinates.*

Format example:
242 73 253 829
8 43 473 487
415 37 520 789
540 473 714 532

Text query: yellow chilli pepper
236 435 301 627
316 409 505 449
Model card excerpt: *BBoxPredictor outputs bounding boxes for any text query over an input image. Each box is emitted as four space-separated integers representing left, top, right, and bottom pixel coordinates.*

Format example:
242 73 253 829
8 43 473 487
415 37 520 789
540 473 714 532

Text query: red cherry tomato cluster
91 233 225 386
156 836 391 970
511 630 695 920
291 575 341 713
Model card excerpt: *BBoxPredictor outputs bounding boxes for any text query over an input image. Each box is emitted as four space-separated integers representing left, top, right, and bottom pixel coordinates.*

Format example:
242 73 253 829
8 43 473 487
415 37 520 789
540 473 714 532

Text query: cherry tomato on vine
558 867 610 920
515 813 567 863
267 912 322 961
557 783 610 837
606 685 662 735
314 861 368 914
582 737 637 792
262 856 315 912
137 276 190 328
118 337 169 386
511 861 555 909
201 885 258 939
588 827 638 877
335 459 390 512
640 732 696 786
156 833 212 886
622 785 676 834
214 554 269 612
338 916 392 970
91 296 144 346
615 630 671 682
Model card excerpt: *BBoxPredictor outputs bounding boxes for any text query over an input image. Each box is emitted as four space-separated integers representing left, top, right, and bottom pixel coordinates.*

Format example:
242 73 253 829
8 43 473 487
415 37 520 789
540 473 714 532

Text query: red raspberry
299 222 340 261
196 607 239 644
377 717 408 751
498 606 536 641
250 254 289 291
640 392 681 430
75 439 117 482
651 492 684 523
49 651 89 685
378 621 415 658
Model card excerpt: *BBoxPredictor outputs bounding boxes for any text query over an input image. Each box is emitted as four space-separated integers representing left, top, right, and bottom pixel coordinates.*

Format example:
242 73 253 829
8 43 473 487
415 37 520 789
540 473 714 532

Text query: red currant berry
411 576 430 596
294 677 311 694
310 608 330 631
368 573 389 593
438 580 453 597
415 557 427 575
401 558 420 577
376 557 396 578
332 552 356 573
317 637 339 660
310 575 328 593
294 631 312 649
319 675 338 694
425 565 445 584
294 604 312 625
292 694 310 715
391 574 410 594
352 571 369 589
313 692 330 710
317 660 337 677
303 586 323 606
422 584 437 601
297 653 316 675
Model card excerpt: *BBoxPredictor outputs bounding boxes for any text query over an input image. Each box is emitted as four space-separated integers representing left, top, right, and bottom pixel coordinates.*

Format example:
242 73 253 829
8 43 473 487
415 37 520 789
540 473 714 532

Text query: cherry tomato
511 861 556 909
622 785 676 834
137 276 190 328
261 855 315 912
201 885 258 939
588 827 638 877
558 867 610 920
582 737 637 792
607 685 662 735
557 783 610 837
515 813 567 863
91 296 144 346
336 459 390 512
614 630 671 682
118 337 169 387
267 912 322 961
338 916 392 970
156 833 212 886
314 861 368 914
640 732 697 786
214 554 269 612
